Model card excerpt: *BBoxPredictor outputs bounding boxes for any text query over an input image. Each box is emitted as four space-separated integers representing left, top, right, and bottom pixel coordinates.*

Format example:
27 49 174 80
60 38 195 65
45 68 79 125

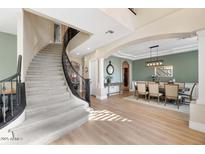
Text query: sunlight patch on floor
89 110 132 122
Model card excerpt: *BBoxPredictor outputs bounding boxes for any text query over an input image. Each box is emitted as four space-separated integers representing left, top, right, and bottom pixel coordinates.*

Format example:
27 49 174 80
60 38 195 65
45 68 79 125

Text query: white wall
189 30 205 133
19 11 54 80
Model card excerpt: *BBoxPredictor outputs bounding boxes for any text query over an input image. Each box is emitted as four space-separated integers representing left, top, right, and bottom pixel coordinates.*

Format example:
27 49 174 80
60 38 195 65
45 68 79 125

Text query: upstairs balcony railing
0 55 26 128
62 28 91 106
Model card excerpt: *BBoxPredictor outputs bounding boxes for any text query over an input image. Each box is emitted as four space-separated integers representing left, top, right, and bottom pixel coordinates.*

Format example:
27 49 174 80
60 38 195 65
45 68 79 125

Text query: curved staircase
8 44 89 144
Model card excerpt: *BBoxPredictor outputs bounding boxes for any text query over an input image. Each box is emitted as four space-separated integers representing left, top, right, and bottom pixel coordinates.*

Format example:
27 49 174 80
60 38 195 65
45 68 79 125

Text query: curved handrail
0 55 26 128
63 29 86 80
62 27 91 106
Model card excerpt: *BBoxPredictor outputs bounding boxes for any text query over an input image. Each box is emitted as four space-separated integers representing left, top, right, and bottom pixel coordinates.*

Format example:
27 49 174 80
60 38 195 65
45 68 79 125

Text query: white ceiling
0 8 197 59
28 8 134 56
112 36 198 60
0 8 20 35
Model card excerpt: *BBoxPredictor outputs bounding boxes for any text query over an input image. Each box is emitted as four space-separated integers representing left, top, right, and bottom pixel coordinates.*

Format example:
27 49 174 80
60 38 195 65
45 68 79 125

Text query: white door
90 60 97 96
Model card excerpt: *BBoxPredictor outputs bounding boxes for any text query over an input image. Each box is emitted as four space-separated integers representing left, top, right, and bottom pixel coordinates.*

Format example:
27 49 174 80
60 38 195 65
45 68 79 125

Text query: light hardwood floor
51 92 205 145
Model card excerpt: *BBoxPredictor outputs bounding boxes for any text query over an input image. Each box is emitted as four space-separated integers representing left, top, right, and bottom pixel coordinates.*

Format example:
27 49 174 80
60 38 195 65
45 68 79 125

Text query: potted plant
105 76 113 84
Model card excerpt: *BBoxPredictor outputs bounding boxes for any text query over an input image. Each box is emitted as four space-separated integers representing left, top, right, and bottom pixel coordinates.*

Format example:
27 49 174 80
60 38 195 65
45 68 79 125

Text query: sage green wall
132 51 198 83
104 56 132 84
0 32 17 80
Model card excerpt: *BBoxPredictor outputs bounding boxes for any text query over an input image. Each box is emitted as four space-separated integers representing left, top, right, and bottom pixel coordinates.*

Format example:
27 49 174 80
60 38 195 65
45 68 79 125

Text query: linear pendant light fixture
146 45 163 67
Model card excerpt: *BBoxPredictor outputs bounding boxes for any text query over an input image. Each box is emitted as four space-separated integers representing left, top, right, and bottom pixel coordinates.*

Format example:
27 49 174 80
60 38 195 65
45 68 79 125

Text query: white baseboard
189 120 205 133
96 95 107 100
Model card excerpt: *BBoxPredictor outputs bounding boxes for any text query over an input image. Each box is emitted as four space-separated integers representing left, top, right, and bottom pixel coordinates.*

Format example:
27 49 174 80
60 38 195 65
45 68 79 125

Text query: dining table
134 84 185 95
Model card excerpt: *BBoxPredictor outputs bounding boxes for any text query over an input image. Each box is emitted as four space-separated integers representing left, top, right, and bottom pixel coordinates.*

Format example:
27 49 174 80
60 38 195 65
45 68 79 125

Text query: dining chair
134 81 137 96
175 82 185 91
159 82 166 88
137 82 148 100
179 82 197 104
148 83 163 103
164 84 181 109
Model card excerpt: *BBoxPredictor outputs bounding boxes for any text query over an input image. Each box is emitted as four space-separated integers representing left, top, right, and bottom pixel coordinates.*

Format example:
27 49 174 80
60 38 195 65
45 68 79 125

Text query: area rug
123 95 189 114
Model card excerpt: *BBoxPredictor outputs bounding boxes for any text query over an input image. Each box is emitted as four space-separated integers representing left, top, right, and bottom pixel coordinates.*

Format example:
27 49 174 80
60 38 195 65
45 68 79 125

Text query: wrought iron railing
0 55 26 128
62 28 91 106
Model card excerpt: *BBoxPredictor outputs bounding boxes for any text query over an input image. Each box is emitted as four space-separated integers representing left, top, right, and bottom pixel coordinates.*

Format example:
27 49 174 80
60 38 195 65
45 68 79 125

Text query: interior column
96 58 108 100
189 30 205 133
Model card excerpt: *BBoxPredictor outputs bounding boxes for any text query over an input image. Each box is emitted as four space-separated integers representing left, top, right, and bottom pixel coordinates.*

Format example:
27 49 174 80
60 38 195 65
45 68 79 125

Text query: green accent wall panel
104 56 132 83
0 32 17 80
132 51 198 83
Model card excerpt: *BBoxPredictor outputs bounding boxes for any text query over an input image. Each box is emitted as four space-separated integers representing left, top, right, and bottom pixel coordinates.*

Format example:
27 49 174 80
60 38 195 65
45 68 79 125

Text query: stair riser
34 56 61 60
35 52 62 58
29 65 62 69
26 86 66 91
26 87 67 93
25 82 66 88
26 89 67 96
28 68 63 72
39 51 62 53
32 59 61 64
25 101 70 114
26 74 63 77
27 70 63 74
27 96 70 106
26 82 65 86
29 65 62 68
26 76 64 81
31 60 61 64
27 71 63 75
26 73 63 77
26 93 70 103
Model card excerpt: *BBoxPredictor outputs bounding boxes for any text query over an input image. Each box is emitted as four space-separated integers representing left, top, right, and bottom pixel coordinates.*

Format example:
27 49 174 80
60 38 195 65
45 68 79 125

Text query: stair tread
13 102 84 131
11 108 88 144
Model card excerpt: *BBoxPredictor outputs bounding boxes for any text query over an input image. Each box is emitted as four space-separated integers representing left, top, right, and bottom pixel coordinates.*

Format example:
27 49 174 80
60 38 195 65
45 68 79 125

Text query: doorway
122 61 129 91
54 24 61 43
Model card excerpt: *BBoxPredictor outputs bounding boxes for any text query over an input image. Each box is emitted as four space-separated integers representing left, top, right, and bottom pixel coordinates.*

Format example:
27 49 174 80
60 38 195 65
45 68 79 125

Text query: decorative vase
107 78 111 84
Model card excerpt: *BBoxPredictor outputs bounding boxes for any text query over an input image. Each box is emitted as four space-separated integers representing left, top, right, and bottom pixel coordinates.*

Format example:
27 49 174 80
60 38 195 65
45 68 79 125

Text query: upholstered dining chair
137 82 148 100
159 82 166 89
148 83 163 103
164 84 181 109
175 82 185 91
134 81 137 96
179 82 197 104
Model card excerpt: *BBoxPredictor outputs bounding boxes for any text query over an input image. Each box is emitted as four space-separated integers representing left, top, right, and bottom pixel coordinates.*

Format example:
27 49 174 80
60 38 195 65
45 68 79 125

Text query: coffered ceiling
112 36 198 60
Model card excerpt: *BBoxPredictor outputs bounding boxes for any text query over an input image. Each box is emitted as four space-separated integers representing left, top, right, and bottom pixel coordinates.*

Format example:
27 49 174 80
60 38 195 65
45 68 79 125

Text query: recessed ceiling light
105 30 114 34
76 53 80 55
87 47 90 50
